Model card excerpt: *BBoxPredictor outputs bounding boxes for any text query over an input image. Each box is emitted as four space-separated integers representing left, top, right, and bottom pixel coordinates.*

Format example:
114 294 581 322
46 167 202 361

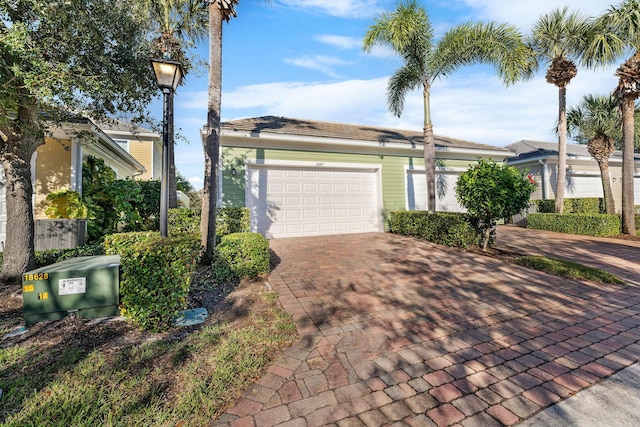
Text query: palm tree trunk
596 158 615 215
621 95 636 235
200 2 223 263
423 86 436 213
555 86 567 214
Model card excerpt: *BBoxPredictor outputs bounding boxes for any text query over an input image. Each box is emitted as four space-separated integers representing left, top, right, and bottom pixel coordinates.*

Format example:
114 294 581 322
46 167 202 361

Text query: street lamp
151 58 183 237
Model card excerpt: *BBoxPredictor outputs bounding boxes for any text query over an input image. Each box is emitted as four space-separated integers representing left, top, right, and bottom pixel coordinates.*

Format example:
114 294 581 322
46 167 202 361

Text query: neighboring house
0 116 155 250
98 120 162 180
217 116 513 239
507 140 640 211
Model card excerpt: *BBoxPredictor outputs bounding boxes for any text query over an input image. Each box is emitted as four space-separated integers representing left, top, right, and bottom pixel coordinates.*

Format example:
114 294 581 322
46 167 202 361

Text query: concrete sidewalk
216 231 640 426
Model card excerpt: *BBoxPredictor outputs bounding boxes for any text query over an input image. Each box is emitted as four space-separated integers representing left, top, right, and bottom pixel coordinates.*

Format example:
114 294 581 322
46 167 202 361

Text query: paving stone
362 390 393 408
254 405 291 427
460 411 502 427
379 401 413 421
358 409 388 427
427 403 465 427
489 379 524 399
306 405 349 426
486 404 519 425
337 417 366 427
475 388 504 405
227 398 264 418
522 386 561 406
467 371 499 388
502 395 541 418
429 383 464 403
510 372 543 390
424 370 455 387
405 414 438 427
451 394 489 416
405 393 439 413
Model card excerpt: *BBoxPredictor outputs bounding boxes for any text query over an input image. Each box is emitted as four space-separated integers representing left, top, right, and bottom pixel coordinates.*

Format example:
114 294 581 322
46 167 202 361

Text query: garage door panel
248 165 380 238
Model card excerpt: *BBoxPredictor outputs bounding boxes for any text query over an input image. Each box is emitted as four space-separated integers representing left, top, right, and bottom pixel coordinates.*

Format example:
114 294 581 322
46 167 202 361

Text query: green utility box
22 255 121 326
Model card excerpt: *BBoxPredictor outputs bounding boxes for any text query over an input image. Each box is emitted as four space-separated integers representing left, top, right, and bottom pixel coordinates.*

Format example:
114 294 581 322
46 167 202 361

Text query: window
114 139 128 151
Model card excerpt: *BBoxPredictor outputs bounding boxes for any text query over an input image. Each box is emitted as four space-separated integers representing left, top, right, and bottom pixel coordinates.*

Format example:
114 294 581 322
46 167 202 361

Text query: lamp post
151 58 183 237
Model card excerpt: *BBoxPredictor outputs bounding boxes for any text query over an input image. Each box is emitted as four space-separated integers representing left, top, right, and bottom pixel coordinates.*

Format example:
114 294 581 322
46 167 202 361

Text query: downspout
538 159 547 200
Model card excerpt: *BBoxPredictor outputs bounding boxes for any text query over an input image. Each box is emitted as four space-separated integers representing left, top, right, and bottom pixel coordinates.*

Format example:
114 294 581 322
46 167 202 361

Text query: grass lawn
0 275 297 426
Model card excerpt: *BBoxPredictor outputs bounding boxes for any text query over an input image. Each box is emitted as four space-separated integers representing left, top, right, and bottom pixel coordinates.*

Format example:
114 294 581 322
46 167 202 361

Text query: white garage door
565 175 603 198
407 170 465 212
247 163 382 238
635 178 640 205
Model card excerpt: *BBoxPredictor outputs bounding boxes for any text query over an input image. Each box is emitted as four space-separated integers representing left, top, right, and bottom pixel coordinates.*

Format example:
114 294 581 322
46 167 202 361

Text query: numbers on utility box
23 273 49 281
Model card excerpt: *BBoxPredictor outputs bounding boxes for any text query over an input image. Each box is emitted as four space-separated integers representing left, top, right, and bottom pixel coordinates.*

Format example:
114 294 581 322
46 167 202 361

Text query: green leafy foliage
34 244 106 268
212 233 270 283
216 207 250 239
168 207 250 240
104 232 200 331
169 208 201 235
527 213 621 237
388 211 478 248
535 198 604 214
82 156 161 242
456 159 535 249
44 189 89 219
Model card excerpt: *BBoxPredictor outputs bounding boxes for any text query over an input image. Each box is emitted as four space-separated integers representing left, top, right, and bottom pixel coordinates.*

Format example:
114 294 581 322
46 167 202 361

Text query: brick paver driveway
216 232 640 426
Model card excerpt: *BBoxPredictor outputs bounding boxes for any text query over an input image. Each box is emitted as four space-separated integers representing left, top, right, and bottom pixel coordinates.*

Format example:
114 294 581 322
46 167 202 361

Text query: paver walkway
215 231 640 426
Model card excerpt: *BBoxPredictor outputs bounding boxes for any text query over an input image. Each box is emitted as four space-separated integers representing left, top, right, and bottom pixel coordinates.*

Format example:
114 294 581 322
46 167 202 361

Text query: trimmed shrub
527 213 621 237
168 207 250 241
388 211 478 248
104 232 200 331
535 198 603 214
217 207 250 238
169 208 200 235
212 232 270 283
35 243 106 268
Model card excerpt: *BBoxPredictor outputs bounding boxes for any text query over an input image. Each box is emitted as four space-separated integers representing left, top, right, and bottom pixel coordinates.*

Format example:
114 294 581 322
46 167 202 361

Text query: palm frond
432 21 535 85
530 7 591 64
387 63 422 117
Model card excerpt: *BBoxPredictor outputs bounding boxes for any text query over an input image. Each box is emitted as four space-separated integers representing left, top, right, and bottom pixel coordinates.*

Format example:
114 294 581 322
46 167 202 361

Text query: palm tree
530 7 591 215
143 0 208 208
201 0 239 263
592 0 640 234
567 95 622 214
363 0 534 212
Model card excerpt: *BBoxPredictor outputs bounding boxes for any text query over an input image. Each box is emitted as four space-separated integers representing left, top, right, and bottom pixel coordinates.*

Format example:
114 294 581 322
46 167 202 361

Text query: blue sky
156 0 620 189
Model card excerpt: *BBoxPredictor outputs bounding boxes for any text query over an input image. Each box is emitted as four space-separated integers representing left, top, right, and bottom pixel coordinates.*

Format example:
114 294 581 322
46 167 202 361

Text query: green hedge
535 198 604 214
169 207 250 242
104 232 200 331
0 244 105 271
212 232 270 283
527 213 621 237
388 211 478 248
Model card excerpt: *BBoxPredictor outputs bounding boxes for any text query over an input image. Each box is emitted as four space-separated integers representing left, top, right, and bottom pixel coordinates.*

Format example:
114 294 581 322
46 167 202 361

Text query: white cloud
314 34 362 49
284 55 350 77
459 0 613 30
276 0 386 19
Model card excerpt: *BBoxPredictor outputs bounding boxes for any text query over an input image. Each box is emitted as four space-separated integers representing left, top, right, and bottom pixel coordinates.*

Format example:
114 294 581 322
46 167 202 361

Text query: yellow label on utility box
23 273 49 282
23 284 35 293
37 292 49 300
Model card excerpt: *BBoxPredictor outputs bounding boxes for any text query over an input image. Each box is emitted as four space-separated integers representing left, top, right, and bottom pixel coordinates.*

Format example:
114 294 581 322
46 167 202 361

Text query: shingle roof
506 140 629 162
221 116 510 152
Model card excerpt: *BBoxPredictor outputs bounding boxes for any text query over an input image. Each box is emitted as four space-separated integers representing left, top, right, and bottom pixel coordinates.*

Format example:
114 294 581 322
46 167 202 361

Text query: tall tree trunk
620 95 636 235
596 158 615 215
200 2 222 263
0 103 41 281
555 85 567 214
423 86 436 213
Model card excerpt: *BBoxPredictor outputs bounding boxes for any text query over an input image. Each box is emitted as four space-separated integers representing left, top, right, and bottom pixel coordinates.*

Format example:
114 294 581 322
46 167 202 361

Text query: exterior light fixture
150 58 184 237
